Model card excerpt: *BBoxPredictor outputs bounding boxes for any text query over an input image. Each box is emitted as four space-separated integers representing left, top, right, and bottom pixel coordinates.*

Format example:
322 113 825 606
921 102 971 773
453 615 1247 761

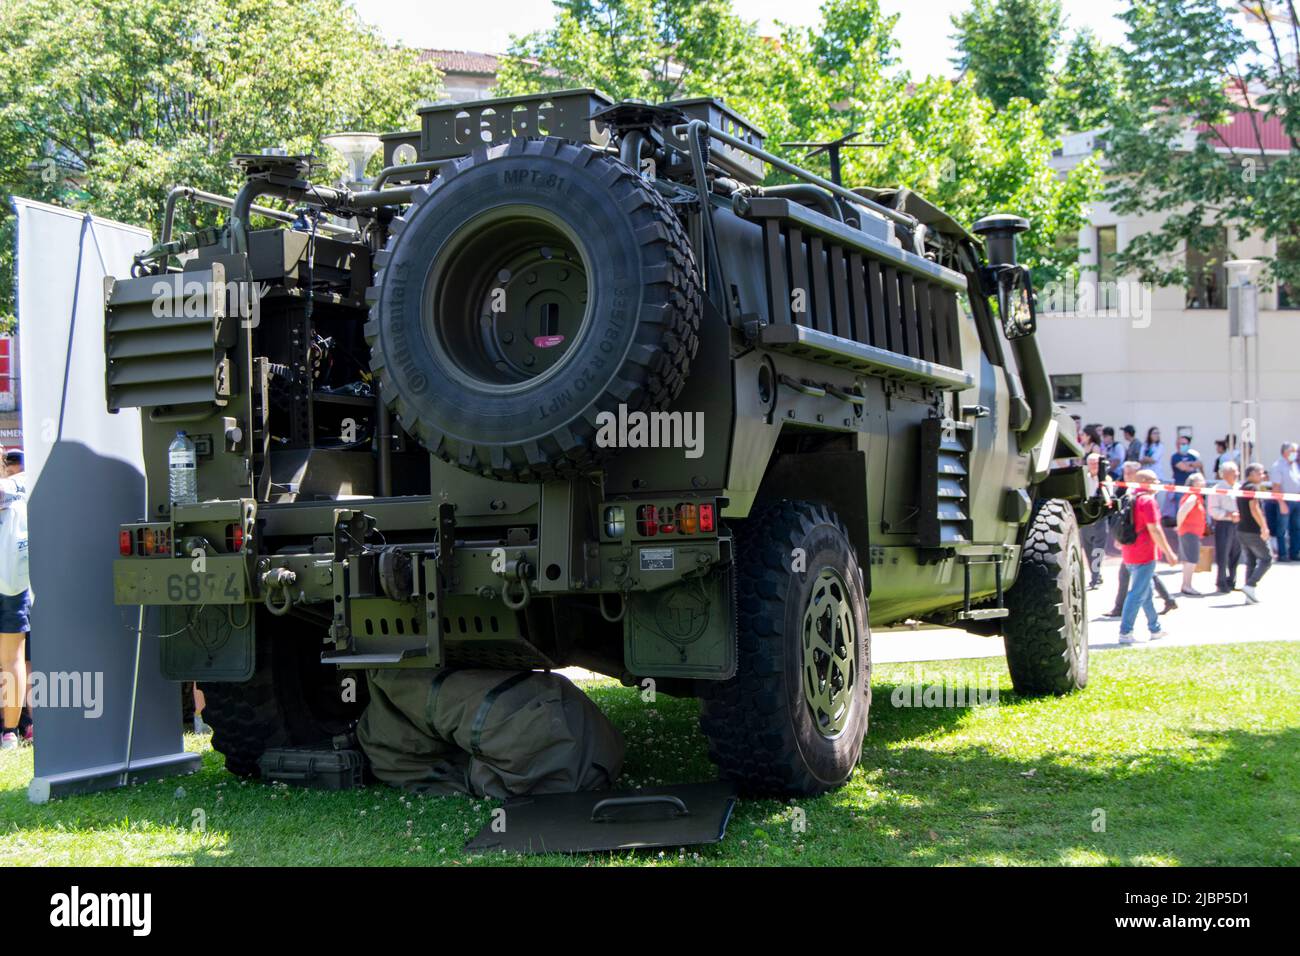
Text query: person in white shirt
1268 443 1300 561
1209 461 1242 594
3 449 25 496
0 478 30 750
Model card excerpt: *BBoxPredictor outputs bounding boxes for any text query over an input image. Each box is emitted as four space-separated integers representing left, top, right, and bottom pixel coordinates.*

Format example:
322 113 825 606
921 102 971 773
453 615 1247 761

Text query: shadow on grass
3 679 1295 866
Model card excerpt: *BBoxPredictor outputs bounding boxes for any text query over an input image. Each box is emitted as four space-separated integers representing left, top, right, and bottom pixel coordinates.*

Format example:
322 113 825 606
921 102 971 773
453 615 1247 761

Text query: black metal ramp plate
465 782 738 856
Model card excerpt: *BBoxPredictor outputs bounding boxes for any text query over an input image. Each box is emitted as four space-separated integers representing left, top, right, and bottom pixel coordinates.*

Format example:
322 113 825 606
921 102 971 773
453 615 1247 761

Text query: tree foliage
0 0 442 330
499 0 1097 280
1105 0 1300 292
1043 29 1126 136
950 0 1065 109
495 0 762 103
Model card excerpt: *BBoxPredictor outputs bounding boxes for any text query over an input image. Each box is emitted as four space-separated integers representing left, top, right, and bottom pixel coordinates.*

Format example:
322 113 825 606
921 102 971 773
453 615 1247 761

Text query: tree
0 0 442 329
500 0 1098 280
495 0 763 103
1043 29 1125 135
1105 0 1300 294
951 0 1065 108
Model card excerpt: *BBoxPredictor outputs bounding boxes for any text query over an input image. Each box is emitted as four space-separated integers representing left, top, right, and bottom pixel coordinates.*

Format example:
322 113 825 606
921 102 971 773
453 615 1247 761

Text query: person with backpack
1105 461 1178 618
1118 469 1180 644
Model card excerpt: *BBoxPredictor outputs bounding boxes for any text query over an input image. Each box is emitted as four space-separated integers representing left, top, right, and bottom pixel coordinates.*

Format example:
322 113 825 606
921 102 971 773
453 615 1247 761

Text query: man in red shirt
1120 469 1180 643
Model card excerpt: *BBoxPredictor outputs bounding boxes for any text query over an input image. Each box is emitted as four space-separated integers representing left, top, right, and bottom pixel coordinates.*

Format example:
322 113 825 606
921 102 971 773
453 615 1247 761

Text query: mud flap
465 782 737 855
623 566 737 680
159 604 255 681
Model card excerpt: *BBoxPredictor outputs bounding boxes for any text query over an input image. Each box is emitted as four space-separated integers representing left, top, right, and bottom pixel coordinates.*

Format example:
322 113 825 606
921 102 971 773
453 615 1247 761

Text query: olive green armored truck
105 91 1101 794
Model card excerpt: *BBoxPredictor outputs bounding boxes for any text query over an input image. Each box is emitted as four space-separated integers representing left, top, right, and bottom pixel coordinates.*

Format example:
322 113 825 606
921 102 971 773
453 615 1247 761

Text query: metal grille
104 267 229 412
919 418 974 547
761 217 963 368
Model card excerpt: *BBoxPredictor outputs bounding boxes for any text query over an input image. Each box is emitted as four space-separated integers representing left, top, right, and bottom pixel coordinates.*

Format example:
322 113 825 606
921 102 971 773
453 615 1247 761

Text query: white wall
1036 288 1300 469
1036 145 1300 468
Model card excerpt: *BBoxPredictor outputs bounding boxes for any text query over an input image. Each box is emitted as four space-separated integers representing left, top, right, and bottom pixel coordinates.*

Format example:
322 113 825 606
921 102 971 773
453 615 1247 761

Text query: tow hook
262 567 298 616
499 558 534 611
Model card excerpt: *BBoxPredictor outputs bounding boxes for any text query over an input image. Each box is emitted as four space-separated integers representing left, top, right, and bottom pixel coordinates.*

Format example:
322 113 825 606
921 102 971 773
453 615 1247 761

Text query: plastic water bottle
168 431 198 505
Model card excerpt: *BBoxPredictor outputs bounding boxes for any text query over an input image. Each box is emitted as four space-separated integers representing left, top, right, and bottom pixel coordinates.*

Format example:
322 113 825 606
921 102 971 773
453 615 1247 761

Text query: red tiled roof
1196 110 1293 151
418 49 502 76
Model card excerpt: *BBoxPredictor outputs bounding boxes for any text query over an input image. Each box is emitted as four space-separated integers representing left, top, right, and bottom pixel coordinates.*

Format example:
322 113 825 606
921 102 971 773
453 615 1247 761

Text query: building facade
1037 126 1300 472
418 49 502 102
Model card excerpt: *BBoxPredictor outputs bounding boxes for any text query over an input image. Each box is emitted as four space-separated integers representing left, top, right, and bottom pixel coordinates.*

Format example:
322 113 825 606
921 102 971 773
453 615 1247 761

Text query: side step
955 607 1009 622
955 549 1010 622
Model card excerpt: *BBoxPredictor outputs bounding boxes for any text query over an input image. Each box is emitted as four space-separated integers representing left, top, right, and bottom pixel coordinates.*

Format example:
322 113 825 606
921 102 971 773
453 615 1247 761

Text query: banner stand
12 198 201 804
29 752 202 803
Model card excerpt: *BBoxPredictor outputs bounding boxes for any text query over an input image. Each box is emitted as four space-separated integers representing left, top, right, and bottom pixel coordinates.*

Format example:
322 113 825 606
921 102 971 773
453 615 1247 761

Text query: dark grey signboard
12 197 200 801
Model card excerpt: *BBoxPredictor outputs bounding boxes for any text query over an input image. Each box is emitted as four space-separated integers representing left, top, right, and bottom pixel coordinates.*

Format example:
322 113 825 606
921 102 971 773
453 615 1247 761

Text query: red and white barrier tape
1107 479 1300 503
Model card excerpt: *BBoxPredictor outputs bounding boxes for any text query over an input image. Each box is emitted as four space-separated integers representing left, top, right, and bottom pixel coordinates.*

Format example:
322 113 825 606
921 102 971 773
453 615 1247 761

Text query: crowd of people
1074 417 1294 644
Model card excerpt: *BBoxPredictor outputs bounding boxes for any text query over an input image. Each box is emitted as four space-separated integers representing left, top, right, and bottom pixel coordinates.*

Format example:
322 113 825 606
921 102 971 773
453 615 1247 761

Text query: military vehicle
106 90 1100 795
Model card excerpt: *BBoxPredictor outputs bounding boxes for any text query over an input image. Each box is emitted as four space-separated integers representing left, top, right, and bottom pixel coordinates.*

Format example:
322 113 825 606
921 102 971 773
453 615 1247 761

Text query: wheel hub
429 208 591 390
1068 544 1086 657
801 568 857 737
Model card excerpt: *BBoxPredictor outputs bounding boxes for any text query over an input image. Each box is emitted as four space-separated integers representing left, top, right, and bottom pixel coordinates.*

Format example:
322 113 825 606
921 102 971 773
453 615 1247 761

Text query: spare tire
366 136 701 481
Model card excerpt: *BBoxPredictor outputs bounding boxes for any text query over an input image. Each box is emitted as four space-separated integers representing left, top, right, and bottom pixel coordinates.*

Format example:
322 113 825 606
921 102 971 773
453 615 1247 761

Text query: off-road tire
201 611 365 777
1003 498 1089 696
366 136 700 481
700 500 871 796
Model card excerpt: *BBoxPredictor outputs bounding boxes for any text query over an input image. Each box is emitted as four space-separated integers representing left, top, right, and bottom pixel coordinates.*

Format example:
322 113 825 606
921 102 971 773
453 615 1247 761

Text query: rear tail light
603 506 625 538
656 505 676 535
121 525 172 556
631 502 718 536
636 504 658 536
226 523 245 552
699 503 716 532
676 503 698 534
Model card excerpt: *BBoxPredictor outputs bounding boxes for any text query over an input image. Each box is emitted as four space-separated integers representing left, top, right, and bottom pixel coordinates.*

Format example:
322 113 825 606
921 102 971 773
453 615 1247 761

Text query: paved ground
561 556 1300 682
876 556 1300 661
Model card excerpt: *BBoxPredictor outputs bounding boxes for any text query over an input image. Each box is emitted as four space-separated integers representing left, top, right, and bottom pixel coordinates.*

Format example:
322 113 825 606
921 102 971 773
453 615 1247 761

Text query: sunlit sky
349 0 1132 79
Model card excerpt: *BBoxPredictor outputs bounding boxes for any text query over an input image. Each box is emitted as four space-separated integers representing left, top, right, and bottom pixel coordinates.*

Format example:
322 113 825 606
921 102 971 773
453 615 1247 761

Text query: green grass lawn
1 641 1296 866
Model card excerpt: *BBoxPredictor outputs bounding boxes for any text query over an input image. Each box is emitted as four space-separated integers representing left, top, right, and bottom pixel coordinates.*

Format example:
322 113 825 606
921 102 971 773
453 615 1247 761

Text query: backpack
1115 494 1140 546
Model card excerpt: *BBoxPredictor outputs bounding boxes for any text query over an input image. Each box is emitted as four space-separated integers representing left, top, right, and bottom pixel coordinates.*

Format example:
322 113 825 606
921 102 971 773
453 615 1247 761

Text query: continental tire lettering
385 265 429 395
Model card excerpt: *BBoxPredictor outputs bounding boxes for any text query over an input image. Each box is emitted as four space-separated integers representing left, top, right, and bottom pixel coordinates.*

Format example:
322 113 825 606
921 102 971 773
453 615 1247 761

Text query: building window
1095 225 1118 311
1278 234 1300 309
1051 374 1083 402
1186 226 1229 309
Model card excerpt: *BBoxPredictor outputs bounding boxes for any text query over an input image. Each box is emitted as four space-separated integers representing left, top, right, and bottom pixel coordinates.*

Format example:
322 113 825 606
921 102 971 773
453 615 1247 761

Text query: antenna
780 130 885 185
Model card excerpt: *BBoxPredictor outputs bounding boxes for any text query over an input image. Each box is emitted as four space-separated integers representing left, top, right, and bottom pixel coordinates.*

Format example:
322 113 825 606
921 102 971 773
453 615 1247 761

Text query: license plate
114 557 248 605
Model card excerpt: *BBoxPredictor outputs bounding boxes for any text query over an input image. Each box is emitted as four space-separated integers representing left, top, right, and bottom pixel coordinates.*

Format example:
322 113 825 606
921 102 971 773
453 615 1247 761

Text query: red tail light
699 503 715 532
119 530 133 556
226 523 245 552
636 505 658 537
656 505 676 535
